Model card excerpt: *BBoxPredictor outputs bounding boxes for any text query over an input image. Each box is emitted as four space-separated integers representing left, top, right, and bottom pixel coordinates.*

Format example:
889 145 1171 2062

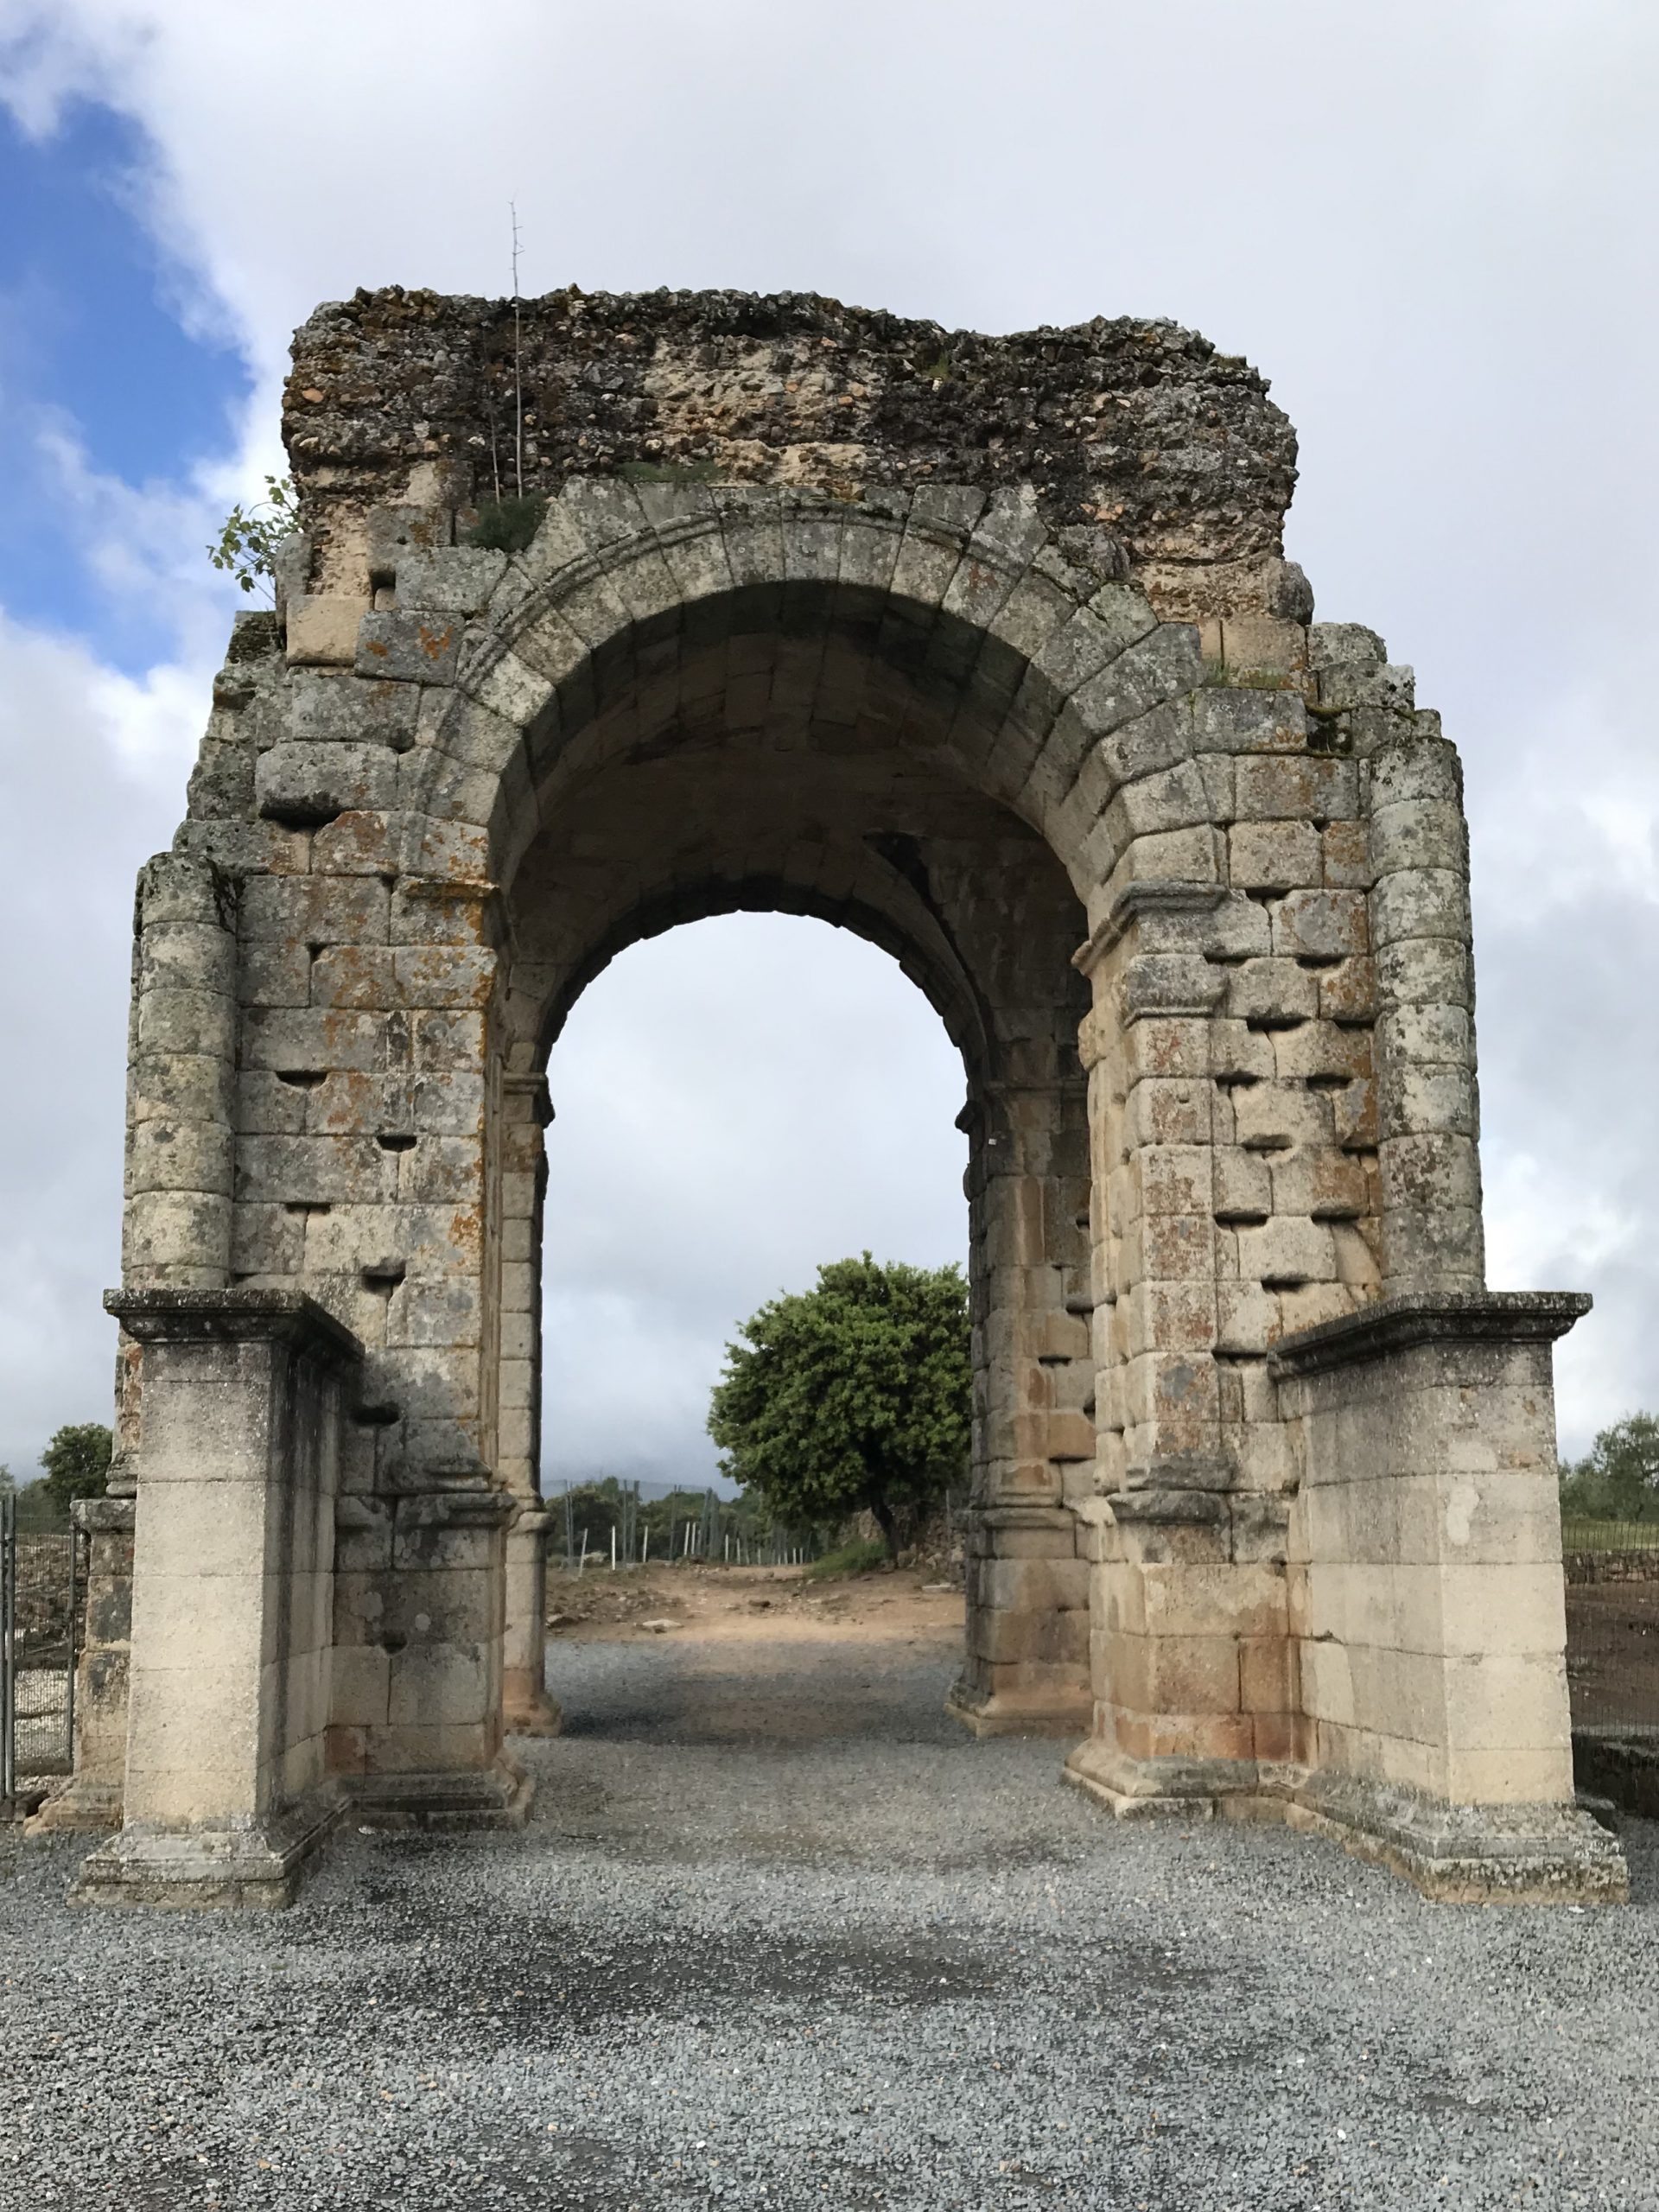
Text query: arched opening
534 912 970 1743
479 567 1100 1738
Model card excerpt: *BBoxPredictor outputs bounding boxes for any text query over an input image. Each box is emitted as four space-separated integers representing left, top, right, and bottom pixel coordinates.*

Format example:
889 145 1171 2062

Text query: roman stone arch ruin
48 289 1623 1904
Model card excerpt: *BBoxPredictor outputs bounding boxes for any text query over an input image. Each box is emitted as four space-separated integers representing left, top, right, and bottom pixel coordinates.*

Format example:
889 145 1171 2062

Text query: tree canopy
40 1422 113 1526
708 1254 971 1557
1560 1413 1659 1522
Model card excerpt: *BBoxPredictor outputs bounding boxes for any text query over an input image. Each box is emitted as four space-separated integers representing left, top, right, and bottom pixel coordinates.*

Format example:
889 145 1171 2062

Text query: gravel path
3 1635 1658 2211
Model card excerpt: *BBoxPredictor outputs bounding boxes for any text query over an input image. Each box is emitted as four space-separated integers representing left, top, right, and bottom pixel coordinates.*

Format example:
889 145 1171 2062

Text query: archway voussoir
511 607 594 692
516 496 601 591
540 573 640 658
835 511 907 598
1030 592 1158 702
627 480 717 534
888 484 988 602
592 527 688 631
1070 624 1205 748
461 651 556 734
558 477 657 557
429 760 504 830
779 505 844 588
968 484 1046 559
983 570 1077 677
1094 697 1199 794
638 499 734 607
711 488 788 592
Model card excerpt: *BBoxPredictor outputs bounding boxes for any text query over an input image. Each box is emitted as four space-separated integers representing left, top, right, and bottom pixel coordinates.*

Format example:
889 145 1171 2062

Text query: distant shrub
805 1537 890 1581
1560 1413 1659 1522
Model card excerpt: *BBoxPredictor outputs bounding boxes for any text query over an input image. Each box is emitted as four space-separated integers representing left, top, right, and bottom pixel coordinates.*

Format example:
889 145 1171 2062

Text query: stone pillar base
503 1677 563 1738
1063 1737 1257 1817
944 1675 1093 1738
27 1779 124 1836
340 1748 532 1832
67 1792 341 1910
1064 1741 1628 1903
1282 1773 1628 1905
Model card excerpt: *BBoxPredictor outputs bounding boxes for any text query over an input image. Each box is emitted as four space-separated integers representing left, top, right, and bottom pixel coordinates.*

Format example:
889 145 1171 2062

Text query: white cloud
0 610 199 1475
0 0 1656 1468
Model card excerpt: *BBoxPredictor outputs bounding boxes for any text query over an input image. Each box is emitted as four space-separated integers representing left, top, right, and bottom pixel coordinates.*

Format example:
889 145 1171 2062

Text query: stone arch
435 498 1111 1737
410 486 1206 917
60 292 1621 1908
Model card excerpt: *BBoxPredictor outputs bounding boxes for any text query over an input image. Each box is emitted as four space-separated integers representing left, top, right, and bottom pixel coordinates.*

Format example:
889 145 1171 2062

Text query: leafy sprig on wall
208 475 300 598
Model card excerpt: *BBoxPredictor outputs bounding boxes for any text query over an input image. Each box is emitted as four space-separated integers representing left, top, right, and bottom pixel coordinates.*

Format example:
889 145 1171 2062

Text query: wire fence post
66 1514 79 1772
1 1491 15 1804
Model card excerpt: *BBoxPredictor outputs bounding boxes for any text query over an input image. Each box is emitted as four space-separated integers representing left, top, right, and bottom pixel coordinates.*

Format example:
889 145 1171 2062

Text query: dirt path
546 1560 963 1647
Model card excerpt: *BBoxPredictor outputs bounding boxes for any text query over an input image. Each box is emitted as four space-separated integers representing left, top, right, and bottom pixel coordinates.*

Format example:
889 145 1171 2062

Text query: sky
0 0 1655 1483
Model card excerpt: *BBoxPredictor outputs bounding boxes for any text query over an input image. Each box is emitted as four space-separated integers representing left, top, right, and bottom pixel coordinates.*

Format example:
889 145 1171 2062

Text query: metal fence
1 1496 84 1796
1562 1518 1659 1738
551 1478 817 1573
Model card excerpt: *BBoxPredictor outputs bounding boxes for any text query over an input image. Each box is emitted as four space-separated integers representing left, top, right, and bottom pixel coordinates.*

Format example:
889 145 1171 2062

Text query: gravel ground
3 1635 1658 2211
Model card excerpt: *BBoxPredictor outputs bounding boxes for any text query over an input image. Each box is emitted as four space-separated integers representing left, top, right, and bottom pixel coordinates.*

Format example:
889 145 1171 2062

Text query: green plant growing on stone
1560 1413 1659 1522
467 494 548 553
207 475 299 598
708 1254 970 1560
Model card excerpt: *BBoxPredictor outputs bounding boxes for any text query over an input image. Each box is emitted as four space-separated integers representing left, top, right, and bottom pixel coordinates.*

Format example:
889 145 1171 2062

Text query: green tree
40 1423 113 1527
1560 1413 1659 1522
708 1255 970 1559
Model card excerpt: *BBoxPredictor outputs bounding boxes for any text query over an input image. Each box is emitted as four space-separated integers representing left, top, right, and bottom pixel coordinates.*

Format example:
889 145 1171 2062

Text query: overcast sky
0 0 1654 1484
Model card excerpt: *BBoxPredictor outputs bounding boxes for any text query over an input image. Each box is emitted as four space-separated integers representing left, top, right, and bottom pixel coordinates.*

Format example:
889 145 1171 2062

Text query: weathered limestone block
357 610 462 684
256 742 397 825
72 1291 361 1907
1269 1292 1624 1901
394 547 507 613
124 855 238 1290
28 1498 136 1835
286 594 369 668
948 1506 1093 1737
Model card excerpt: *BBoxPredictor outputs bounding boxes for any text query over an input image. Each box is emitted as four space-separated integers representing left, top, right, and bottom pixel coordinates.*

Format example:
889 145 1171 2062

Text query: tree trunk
868 1495 899 1560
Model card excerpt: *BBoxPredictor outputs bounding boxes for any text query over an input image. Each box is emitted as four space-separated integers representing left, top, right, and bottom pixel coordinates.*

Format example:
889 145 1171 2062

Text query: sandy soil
545 1560 963 1647
1567 1580 1659 1732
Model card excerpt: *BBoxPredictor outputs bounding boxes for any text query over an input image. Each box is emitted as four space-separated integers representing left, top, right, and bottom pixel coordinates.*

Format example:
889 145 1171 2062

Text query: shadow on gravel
1615 1814 1659 1904
550 1645 963 1751
286 1905 1003 2040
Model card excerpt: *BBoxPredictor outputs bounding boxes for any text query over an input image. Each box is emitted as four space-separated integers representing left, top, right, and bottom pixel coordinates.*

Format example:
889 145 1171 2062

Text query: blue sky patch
0 99 247 663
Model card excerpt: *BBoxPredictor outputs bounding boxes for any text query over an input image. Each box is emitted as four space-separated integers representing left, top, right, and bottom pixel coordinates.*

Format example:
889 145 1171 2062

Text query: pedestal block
1066 1294 1628 1903
29 1497 136 1835
329 1484 531 1827
72 1290 360 1908
948 1503 1093 1736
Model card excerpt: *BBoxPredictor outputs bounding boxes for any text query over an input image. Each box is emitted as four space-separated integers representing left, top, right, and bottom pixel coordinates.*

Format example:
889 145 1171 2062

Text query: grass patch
804 1536 891 1580
467 494 547 552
